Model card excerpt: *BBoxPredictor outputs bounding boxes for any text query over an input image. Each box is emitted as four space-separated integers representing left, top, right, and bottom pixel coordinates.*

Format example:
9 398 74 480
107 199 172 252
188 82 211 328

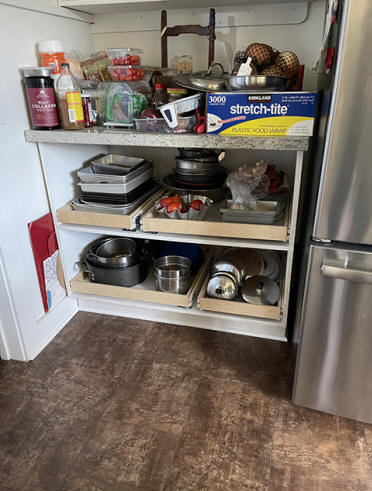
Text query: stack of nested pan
84 237 148 287
172 148 226 189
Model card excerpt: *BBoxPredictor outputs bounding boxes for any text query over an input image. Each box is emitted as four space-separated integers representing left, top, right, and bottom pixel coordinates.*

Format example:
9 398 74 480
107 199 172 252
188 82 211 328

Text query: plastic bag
226 161 270 208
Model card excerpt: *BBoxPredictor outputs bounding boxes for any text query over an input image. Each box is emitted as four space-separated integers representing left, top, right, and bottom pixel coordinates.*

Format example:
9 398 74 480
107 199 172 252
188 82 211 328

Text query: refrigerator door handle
321 264 372 284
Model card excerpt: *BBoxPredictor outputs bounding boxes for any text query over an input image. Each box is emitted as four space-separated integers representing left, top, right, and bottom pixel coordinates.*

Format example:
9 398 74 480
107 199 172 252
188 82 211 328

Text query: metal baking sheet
71 184 159 215
78 161 153 184
78 167 153 194
90 154 145 175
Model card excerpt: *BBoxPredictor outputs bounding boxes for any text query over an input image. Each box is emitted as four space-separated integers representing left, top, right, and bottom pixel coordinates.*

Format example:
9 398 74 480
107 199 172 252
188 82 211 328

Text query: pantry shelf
25 128 309 151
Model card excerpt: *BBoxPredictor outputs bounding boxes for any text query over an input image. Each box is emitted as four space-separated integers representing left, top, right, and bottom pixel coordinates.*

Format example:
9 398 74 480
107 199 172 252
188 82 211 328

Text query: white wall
92 0 326 90
0 0 93 360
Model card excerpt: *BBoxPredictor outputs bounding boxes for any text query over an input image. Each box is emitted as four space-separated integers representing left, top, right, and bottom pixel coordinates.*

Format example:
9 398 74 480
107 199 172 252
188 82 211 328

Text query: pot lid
207 272 238 300
175 63 228 92
241 275 280 305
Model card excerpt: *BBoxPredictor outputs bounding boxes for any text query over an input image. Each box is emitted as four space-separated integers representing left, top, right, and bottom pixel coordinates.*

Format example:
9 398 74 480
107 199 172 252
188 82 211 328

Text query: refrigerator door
313 0 372 245
293 244 372 423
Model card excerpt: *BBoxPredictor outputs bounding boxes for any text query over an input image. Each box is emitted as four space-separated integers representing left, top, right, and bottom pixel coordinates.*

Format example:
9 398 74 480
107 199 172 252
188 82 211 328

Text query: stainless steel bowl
155 273 192 294
94 237 139 267
154 255 191 278
227 75 287 92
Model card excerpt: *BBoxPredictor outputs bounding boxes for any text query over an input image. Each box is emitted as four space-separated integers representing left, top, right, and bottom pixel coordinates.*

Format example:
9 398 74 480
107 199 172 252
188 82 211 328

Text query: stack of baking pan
72 154 158 214
220 194 288 224
172 148 226 189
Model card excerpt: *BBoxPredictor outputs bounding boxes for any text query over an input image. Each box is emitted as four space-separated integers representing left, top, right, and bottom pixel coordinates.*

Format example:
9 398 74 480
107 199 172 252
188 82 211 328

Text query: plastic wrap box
207 92 317 137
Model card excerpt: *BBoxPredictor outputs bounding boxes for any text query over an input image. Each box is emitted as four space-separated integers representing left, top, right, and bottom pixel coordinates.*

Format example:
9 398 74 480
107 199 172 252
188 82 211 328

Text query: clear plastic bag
226 161 270 208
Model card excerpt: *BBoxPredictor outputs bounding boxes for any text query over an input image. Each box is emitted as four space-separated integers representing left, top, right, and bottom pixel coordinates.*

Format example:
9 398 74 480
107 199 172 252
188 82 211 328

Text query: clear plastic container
135 115 196 133
167 115 197 133
106 48 143 66
135 118 167 132
108 65 145 82
98 82 148 126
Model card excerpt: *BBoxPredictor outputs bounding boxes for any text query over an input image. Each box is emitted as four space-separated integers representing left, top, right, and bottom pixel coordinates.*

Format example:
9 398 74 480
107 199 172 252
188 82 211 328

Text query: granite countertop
24 128 309 151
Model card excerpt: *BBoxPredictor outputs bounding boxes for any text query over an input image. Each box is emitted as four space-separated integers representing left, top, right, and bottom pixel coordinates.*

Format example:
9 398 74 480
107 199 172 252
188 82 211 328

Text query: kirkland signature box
207 92 317 137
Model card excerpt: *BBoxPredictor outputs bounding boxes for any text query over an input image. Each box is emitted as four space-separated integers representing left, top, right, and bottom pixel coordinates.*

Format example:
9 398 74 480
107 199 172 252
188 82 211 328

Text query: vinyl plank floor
0 311 371 491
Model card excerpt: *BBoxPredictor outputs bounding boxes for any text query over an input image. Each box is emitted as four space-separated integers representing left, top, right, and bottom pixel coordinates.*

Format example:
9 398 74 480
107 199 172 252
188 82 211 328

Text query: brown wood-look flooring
0 312 371 490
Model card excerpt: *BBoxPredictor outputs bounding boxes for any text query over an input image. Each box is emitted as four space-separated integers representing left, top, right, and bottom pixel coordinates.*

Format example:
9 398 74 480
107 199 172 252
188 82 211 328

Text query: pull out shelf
57 188 163 230
141 194 289 242
197 274 283 321
70 251 212 309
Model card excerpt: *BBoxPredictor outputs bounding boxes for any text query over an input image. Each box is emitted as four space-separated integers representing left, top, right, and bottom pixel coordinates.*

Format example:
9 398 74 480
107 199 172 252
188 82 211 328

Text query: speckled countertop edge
24 128 309 151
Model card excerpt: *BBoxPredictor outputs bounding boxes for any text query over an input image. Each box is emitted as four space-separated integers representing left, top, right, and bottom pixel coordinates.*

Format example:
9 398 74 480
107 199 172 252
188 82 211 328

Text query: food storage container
108 65 145 82
98 82 148 126
106 48 143 66
134 115 197 133
167 115 197 133
134 118 167 132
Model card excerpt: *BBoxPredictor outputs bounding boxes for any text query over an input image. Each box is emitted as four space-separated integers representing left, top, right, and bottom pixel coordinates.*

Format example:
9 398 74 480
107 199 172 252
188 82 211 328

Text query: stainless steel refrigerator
292 0 372 423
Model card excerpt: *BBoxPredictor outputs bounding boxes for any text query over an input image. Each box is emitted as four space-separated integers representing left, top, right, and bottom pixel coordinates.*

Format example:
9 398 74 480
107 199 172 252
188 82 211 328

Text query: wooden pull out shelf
70 251 212 308
57 188 163 231
141 196 288 242
197 270 283 321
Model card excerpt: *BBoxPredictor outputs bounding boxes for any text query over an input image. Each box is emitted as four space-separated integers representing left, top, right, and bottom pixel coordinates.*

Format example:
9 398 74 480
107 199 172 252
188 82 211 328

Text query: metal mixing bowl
227 75 287 92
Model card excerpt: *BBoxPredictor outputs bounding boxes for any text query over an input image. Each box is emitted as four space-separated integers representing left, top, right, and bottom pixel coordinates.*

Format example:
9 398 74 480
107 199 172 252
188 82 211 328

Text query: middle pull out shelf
57 187 289 243
141 201 289 242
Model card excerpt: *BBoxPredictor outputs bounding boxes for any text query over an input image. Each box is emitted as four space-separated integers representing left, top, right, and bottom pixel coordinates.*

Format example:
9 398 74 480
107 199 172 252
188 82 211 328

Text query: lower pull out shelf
197 274 283 321
70 253 211 309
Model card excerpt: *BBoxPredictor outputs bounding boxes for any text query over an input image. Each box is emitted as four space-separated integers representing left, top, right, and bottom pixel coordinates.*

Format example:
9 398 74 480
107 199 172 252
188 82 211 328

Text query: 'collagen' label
26 87 59 128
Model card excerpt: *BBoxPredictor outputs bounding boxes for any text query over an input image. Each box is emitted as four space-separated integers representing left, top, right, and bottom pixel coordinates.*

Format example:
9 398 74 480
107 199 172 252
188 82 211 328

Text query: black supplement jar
23 67 59 129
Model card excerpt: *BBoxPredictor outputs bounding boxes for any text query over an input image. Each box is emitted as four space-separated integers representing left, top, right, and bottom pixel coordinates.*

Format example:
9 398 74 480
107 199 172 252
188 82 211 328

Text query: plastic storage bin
98 82 148 127
106 48 143 66
135 115 196 133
